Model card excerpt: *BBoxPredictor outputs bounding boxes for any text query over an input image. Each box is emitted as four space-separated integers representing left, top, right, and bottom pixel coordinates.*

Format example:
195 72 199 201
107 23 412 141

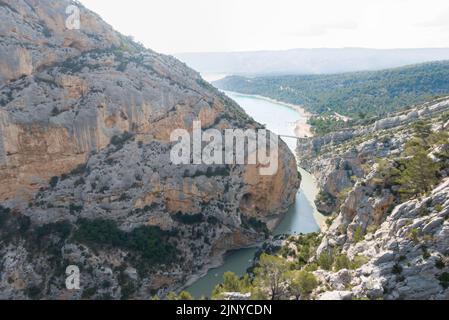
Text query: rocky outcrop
0 0 122 85
318 290 353 300
298 97 449 216
298 96 449 162
312 180 449 299
296 97 449 299
0 0 300 299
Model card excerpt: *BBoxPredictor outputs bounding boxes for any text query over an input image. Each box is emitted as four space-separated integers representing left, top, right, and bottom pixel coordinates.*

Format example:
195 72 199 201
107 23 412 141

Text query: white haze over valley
175 48 449 76
80 0 449 75
80 0 449 54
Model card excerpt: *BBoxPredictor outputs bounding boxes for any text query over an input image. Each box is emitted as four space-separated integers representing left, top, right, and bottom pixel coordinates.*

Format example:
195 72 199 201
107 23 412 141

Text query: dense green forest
214 61 449 119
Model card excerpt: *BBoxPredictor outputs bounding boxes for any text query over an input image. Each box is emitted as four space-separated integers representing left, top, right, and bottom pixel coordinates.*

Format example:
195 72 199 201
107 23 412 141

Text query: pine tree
254 254 289 300
286 270 318 300
397 149 440 198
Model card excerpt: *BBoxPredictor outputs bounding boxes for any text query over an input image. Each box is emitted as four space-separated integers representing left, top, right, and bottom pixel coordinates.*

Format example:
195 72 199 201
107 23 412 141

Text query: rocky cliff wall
0 0 300 299
295 97 449 299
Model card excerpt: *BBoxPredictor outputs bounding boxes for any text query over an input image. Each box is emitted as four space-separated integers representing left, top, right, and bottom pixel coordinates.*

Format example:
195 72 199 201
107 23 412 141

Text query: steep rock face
297 97 449 299
313 180 449 300
298 97 449 215
0 0 300 299
0 0 121 85
298 96 449 167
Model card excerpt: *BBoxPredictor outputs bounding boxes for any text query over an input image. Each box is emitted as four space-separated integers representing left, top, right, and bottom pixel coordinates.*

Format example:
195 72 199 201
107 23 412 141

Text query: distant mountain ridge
175 48 449 76
213 60 449 118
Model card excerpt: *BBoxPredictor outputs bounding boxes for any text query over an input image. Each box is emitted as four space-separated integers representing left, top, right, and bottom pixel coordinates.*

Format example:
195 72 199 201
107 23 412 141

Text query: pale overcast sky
80 0 449 54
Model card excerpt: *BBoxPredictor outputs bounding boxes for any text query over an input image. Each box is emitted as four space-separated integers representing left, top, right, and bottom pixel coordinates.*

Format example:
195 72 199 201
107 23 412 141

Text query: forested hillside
214 61 449 119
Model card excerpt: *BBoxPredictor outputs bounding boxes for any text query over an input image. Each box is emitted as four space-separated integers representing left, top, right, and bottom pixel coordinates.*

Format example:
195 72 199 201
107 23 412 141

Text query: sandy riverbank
201 74 315 139
294 118 313 139
289 106 313 139
231 93 314 139
273 101 314 138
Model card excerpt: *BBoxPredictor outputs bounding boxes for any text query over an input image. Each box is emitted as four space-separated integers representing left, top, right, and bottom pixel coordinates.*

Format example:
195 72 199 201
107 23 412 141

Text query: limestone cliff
0 0 299 299
295 97 449 299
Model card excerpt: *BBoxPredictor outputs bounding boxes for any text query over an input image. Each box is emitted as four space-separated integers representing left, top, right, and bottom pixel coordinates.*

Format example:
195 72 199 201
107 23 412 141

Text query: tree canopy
214 61 449 119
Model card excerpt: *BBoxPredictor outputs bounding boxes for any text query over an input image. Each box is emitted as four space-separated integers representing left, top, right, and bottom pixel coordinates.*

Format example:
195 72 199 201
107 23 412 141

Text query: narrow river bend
186 91 322 298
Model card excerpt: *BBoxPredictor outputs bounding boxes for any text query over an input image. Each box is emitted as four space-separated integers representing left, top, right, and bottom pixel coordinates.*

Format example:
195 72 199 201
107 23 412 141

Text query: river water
186 91 321 298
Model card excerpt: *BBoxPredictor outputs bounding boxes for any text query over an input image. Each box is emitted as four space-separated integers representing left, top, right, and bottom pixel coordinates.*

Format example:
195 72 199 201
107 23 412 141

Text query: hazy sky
80 0 449 54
